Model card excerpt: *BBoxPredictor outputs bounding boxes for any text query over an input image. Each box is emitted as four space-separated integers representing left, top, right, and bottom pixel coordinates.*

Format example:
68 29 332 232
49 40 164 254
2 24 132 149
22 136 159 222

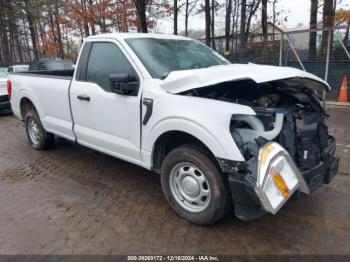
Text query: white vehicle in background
8 33 339 225
7 64 29 74
0 69 11 113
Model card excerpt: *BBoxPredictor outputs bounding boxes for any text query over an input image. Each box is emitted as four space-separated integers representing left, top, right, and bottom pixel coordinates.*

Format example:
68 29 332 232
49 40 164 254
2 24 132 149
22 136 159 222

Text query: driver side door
70 40 143 165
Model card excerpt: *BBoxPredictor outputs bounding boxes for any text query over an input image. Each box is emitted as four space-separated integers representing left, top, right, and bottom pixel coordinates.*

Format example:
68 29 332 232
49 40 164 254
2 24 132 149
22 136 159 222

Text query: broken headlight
255 142 309 214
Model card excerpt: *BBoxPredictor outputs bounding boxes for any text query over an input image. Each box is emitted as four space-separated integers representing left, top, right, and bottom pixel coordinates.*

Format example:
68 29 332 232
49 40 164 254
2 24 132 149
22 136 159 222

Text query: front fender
145 116 245 163
140 88 257 169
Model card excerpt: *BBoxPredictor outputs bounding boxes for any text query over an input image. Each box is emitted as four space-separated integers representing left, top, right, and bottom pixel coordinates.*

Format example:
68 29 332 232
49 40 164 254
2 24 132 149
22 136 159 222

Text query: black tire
160 145 228 225
25 109 54 150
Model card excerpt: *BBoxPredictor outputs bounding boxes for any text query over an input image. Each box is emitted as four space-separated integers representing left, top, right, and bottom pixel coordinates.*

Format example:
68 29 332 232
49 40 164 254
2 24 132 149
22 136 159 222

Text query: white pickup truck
8 33 339 225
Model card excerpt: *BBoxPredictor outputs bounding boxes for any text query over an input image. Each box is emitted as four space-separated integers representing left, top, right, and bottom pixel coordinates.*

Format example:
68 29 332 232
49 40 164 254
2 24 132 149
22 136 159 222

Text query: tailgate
0 81 7 97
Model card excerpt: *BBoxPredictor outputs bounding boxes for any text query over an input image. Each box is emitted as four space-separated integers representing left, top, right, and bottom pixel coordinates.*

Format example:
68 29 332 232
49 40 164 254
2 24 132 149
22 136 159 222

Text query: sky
155 0 350 34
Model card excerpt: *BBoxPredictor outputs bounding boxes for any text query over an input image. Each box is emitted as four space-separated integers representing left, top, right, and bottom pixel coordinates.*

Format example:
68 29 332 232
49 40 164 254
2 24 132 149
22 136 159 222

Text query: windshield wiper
160 72 170 80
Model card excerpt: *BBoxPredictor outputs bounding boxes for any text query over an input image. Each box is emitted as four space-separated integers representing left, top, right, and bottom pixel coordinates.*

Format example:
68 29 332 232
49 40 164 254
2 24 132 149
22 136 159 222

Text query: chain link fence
205 26 350 101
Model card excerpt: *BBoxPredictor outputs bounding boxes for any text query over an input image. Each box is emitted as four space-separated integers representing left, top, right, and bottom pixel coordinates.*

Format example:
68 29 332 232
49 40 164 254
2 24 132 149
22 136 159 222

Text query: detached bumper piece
227 139 339 221
303 136 339 191
0 95 10 111
302 155 339 191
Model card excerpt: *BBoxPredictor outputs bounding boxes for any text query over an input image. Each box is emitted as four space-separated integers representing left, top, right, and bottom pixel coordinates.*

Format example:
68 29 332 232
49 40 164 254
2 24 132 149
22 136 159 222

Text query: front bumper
0 95 10 111
226 137 339 221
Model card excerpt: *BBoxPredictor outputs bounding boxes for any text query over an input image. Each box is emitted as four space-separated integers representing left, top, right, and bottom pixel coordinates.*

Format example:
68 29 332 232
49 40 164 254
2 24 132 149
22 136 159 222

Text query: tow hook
255 142 310 214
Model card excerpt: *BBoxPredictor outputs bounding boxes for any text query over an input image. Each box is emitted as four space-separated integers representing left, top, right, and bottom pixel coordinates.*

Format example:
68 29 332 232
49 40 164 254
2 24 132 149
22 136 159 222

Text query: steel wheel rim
169 162 211 212
28 118 40 145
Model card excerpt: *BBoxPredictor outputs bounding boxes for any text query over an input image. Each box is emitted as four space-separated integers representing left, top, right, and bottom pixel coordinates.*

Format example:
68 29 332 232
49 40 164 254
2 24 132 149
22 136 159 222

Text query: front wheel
160 145 228 225
25 109 54 150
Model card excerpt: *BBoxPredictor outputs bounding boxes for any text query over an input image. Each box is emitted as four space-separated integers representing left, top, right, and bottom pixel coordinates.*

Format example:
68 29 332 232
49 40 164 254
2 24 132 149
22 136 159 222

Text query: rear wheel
25 109 54 150
160 145 228 225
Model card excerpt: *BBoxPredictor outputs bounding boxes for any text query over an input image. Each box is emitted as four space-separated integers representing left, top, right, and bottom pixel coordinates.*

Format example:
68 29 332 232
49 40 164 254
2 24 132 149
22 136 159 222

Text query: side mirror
109 74 139 96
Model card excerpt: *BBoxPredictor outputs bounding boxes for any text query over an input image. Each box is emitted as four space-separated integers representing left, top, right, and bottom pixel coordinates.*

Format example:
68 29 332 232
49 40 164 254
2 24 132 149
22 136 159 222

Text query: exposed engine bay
180 77 339 220
181 78 338 192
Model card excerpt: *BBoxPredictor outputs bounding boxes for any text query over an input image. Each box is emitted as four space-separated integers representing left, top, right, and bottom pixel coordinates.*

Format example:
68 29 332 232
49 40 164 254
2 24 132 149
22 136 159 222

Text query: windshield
126 38 230 79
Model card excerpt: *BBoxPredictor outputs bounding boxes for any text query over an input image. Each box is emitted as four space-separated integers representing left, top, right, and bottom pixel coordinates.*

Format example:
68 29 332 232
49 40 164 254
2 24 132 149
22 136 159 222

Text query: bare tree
211 0 216 49
225 0 233 54
239 0 261 57
261 0 268 49
320 0 335 59
308 0 318 61
184 0 199 36
205 0 211 46
53 0 64 59
240 0 246 47
23 0 40 60
174 0 178 35
133 0 148 33
185 0 190 36
232 0 240 53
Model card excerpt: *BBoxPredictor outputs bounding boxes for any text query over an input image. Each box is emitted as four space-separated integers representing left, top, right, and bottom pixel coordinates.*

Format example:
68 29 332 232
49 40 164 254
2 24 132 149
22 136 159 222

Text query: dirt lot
0 106 349 255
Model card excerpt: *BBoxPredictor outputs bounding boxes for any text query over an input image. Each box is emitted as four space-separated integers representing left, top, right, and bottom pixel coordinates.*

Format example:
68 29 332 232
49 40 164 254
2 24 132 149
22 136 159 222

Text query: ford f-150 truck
8 33 339 225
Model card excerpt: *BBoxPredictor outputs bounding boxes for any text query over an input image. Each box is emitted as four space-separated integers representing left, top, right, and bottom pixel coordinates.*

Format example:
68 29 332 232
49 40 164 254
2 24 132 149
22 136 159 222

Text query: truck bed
10 71 75 141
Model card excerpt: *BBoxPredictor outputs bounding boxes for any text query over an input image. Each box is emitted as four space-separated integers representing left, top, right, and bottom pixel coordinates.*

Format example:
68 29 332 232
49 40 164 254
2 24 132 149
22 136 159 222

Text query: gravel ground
0 106 349 255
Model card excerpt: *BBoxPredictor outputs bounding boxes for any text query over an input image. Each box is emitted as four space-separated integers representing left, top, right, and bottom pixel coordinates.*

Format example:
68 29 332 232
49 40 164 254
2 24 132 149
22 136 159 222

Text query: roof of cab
86 33 191 41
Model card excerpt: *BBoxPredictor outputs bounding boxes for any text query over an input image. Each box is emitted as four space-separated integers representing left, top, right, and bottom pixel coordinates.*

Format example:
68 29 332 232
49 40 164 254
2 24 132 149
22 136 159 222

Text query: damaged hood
160 64 331 93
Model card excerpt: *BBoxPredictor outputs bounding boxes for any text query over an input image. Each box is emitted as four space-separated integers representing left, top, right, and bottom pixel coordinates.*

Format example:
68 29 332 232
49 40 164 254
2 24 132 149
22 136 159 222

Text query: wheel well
20 97 35 119
152 131 219 174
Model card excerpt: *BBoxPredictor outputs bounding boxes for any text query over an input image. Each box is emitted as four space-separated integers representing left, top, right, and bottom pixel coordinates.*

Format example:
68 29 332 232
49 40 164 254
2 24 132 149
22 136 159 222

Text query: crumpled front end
186 77 339 220
178 73 339 220
226 140 338 220
225 107 339 221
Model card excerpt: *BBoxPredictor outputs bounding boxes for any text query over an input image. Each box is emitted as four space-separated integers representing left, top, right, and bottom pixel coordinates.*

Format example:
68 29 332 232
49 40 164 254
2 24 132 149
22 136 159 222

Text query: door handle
77 94 90 102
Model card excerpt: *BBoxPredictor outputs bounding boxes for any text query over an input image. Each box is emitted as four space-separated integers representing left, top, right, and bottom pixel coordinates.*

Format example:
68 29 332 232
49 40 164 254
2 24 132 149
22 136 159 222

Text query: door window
86 42 134 92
